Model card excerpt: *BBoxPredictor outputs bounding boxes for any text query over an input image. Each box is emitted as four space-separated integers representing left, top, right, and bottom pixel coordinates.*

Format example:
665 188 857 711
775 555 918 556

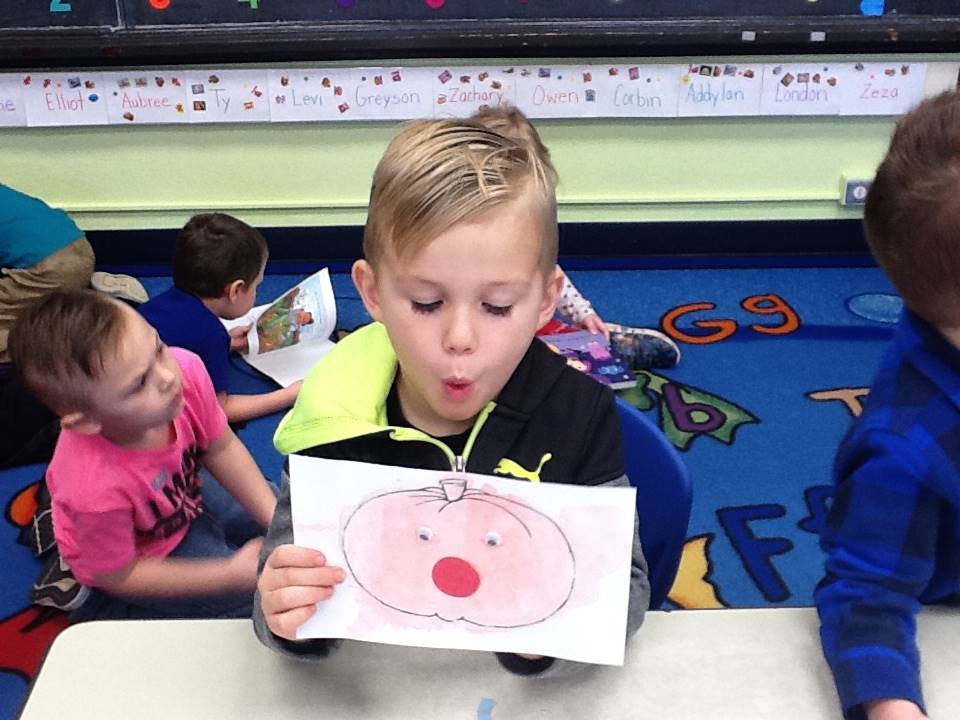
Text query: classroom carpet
0 262 899 718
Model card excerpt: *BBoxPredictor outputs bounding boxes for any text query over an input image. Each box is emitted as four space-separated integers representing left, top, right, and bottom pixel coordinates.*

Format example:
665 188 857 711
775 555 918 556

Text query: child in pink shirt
9 289 276 619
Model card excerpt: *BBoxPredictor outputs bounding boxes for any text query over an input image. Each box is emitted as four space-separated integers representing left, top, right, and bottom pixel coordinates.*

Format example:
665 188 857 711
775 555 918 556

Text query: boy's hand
228 537 265 590
865 699 927 720
579 312 609 339
258 544 346 641
283 380 303 405
229 325 252 354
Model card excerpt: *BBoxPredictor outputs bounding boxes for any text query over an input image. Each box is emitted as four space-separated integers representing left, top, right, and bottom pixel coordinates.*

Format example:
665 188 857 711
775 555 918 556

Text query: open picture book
223 267 337 387
538 328 637 390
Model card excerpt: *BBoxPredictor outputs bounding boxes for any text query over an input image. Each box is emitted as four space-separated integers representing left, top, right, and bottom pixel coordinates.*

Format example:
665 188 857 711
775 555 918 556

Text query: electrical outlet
840 176 872 206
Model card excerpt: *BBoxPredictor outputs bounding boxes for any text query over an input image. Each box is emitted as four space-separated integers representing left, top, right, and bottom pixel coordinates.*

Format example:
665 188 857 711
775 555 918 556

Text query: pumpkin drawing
341 477 576 628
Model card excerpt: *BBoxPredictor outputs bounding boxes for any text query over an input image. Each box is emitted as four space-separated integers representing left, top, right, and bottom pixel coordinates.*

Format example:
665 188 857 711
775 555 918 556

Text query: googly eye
417 526 433 541
484 531 502 547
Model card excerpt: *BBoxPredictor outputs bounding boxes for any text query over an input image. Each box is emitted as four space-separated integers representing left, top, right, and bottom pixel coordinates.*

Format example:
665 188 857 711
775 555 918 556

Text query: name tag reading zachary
289 455 636 666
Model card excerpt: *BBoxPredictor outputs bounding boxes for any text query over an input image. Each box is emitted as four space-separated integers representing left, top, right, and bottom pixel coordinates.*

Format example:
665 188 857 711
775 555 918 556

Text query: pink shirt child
47 348 227 586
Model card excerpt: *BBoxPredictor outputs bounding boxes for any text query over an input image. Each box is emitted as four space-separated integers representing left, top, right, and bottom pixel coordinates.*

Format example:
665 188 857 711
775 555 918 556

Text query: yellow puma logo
493 453 553 484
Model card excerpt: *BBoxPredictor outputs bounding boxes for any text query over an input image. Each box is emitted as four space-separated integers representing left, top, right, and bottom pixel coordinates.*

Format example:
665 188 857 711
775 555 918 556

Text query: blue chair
615 397 692 609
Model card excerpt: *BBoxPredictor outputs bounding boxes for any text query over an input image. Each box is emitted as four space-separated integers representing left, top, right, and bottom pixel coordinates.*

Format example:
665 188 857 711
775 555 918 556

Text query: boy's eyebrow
122 332 161 396
401 275 529 290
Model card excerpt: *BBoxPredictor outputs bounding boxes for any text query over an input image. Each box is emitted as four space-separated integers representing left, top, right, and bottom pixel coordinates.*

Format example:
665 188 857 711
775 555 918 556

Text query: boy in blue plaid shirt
815 90 960 720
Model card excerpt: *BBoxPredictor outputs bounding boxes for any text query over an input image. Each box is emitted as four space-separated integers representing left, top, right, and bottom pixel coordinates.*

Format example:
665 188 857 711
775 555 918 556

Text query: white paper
678 62 763 117
432 66 517 119
223 268 337 387
21 72 109 126
268 68 351 123
349 67 433 121
0 74 26 127
591 63 682 118
760 63 841 116
839 61 927 116
102 71 189 125
185 69 271 123
289 455 636 666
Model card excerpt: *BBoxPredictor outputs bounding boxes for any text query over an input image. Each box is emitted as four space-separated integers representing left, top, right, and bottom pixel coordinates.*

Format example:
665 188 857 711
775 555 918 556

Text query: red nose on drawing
432 556 480 597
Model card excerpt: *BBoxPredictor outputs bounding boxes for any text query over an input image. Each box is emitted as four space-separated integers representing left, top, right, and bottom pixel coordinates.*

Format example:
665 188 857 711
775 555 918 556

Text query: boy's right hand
258 544 346 641
229 324 252 354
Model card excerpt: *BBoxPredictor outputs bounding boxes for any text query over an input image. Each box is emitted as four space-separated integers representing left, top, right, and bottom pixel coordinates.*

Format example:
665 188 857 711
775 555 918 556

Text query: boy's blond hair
363 110 559 275
471 105 555 170
8 289 127 414
864 89 960 328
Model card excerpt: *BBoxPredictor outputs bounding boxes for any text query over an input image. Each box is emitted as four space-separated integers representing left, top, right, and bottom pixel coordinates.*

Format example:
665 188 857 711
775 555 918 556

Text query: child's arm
94 537 263 598
217 380 302 424
815 434 941 719
202 424 277 528
557 270 608 339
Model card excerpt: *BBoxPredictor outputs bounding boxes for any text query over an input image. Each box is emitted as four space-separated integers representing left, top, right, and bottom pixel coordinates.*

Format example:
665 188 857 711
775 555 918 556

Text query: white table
19 607 959 719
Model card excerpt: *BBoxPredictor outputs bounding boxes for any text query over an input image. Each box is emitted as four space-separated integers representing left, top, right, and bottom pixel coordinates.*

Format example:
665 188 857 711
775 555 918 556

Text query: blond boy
253 111 649 672
9 290 276 619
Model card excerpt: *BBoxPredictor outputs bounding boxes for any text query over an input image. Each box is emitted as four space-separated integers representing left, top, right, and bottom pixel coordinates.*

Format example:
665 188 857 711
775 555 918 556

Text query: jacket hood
274 322 398 455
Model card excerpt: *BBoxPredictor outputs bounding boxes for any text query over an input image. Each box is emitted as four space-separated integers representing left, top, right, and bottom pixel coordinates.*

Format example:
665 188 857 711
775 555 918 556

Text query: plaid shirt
815 309 960 719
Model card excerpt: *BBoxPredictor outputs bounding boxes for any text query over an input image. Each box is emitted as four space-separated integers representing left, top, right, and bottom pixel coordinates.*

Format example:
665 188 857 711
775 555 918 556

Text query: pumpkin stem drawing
341 478 576 628
440 478 466 502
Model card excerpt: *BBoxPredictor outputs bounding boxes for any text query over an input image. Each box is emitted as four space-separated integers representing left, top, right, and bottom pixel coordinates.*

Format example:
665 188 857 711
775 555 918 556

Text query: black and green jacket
253 322 649 666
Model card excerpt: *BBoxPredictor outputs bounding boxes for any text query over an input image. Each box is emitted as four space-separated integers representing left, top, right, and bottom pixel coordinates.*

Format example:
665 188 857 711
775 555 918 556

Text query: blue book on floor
538 330 637 390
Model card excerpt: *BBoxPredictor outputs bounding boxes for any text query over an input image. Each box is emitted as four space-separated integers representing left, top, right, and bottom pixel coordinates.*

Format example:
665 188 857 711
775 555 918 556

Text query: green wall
2 55 957 232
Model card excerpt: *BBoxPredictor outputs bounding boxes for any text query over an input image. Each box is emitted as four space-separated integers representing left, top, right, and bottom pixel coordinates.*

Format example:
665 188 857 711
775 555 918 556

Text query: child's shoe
608 323 681 370
31 551 89 612
17 478 56 558
90 272 149 305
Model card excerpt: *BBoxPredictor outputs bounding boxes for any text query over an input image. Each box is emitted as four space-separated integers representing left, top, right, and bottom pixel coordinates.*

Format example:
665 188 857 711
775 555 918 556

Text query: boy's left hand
229 325 252 354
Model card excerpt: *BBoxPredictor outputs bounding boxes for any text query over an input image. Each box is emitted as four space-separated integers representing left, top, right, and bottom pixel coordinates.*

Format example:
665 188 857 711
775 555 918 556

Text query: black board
0 0 119 29
2 1 958 68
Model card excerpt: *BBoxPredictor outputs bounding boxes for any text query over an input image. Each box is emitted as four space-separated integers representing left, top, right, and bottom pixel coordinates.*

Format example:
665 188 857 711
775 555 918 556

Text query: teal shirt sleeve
0 184 84 269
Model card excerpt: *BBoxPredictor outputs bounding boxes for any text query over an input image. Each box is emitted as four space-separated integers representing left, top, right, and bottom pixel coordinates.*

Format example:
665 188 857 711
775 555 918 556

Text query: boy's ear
60 411 102 436
352 259 384 322
537 265 564 328
224 279 245 302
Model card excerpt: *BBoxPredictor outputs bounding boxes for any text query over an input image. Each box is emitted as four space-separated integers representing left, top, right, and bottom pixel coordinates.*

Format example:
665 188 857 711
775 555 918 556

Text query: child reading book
139 213 302 423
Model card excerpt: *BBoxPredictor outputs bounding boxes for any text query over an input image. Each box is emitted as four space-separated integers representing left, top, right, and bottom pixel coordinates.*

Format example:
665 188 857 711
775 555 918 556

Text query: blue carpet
0 263 898 716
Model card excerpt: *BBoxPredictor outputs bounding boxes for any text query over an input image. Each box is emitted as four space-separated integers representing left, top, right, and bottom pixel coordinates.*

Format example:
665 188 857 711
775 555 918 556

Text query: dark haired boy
816 90 960 720
9 289 276 620
140 213 300 423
